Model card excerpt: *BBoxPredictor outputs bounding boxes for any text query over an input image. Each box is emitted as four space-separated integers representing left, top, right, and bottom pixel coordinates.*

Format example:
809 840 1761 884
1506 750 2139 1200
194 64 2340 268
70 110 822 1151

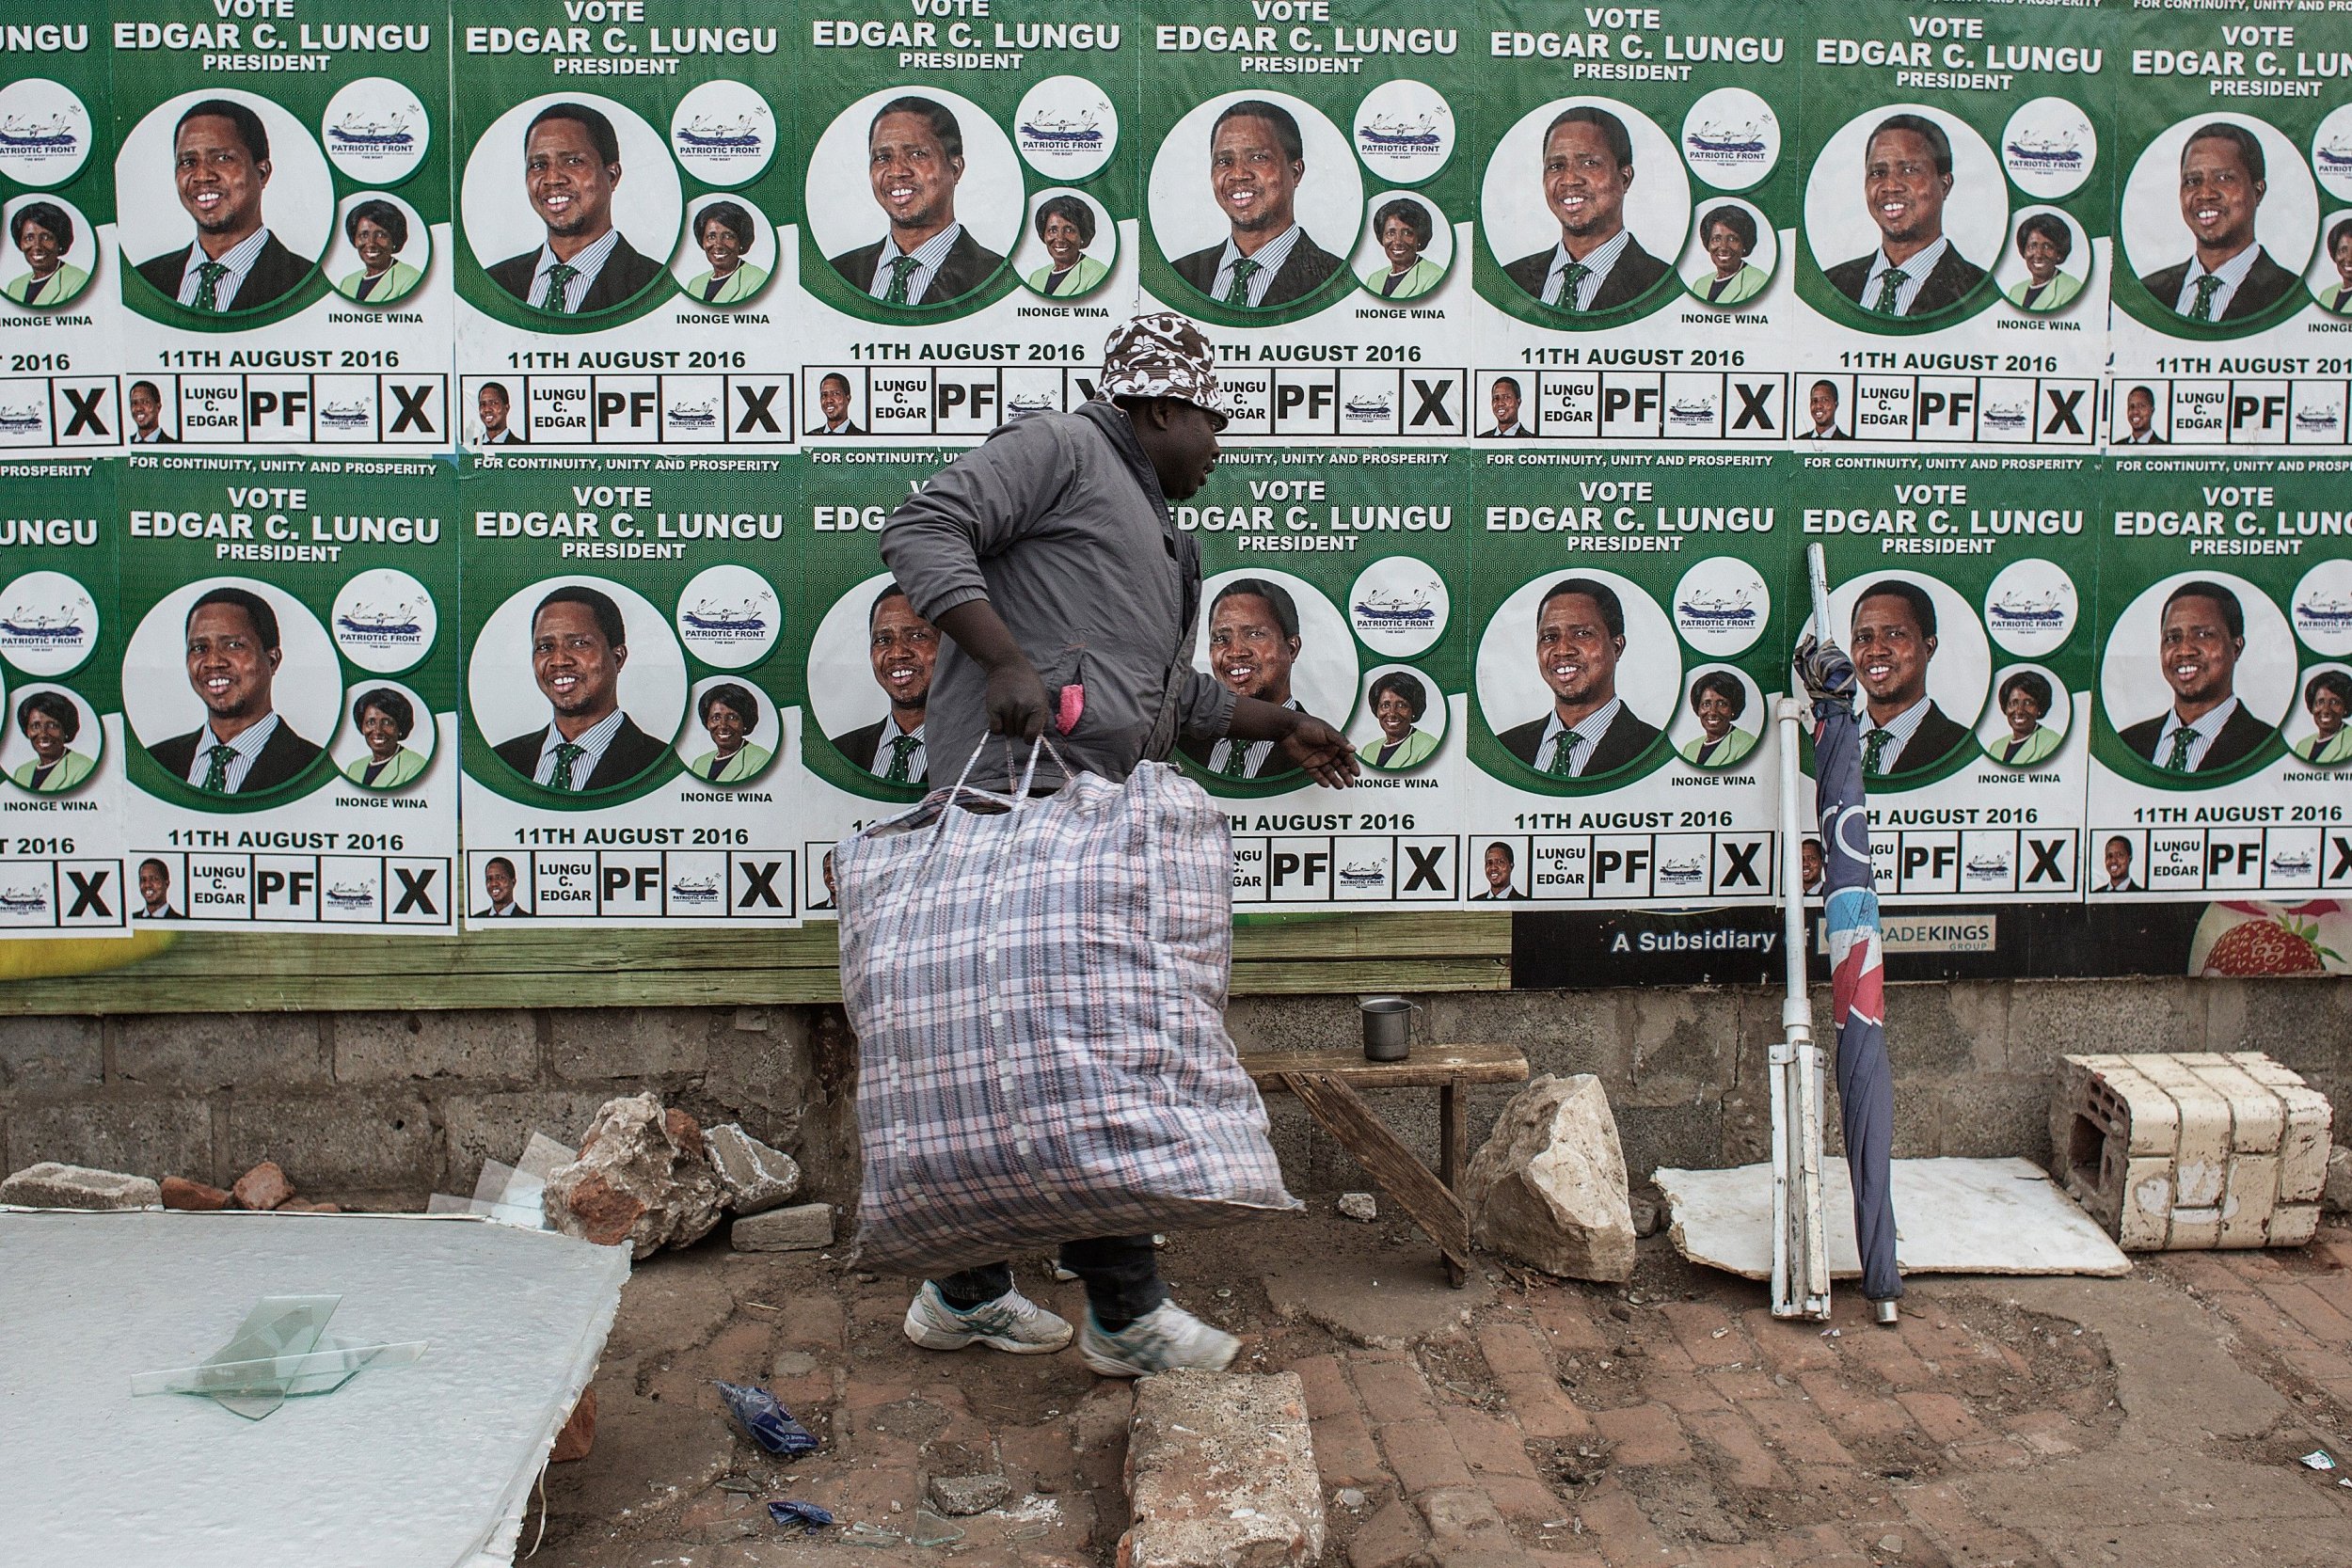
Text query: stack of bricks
2051 1052 2331 1250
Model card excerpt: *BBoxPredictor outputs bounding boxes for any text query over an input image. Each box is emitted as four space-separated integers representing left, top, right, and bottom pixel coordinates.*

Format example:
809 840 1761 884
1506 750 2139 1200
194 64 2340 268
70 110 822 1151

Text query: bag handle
928 735 1072 846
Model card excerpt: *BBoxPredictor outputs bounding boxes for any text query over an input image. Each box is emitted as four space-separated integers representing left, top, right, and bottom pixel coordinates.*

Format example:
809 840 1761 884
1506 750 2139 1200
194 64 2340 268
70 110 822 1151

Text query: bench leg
1440 1082 1465 1193
1280 1070 1472 1288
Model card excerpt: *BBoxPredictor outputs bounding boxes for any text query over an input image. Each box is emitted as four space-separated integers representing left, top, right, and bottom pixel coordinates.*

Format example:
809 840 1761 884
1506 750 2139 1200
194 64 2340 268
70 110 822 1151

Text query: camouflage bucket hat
1096 312 1225 423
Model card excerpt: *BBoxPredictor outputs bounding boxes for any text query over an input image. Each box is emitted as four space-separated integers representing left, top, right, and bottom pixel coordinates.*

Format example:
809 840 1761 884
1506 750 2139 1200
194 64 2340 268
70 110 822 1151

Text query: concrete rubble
160 1177 230 1211
729 1201 834 1253
1460 1072 1637 1283
1336 1192 1376 1222
703 1123 800 1215
230 1162 295 1212
928 1471 1010 1516
0 1162 160 1211
1120 1370 1324 1568
544 1093 725 1259
2326 1146 2352 1215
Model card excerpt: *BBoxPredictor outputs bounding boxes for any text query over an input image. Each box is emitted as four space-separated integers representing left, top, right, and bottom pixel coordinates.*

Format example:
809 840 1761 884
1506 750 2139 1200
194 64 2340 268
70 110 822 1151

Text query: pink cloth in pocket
1055 683 1085 736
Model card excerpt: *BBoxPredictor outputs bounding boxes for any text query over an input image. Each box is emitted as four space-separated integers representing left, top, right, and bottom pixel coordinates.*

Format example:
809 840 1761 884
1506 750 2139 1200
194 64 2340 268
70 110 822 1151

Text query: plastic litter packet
768 1500 834 1534
714 1380 819 1455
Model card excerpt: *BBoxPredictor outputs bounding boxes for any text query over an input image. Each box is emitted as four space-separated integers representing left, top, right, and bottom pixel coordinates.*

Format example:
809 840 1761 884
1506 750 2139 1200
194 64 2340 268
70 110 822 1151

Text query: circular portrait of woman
1677 198 1775 309
333 678 435 790
1350 191 1453 302
2306 212 2352 313
1348 664 1445 772
804 87 1023 311
469 577 685 795
2287 664 2352 767
460 93 680 318
325 191 430 308
1146 90 1362 313
1671 664 1763 771
118 89 333 316
672 194 775 307
1977 664 2071 769
1015 187 1116 301
1996 207 2090 316
1182 570 1358 784
677 675 781 786
0 684 98 795
0 194 97 310
1481 97 1689 317
123 579 342 798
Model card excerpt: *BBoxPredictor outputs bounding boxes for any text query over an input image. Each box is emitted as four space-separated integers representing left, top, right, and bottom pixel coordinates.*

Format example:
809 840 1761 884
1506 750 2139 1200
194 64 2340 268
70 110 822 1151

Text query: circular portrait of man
806 572 942 790
1670 664 1763 771
0 194 98 310
323 191 430 309
1804 104 2004 323
677 674 782 786
1015 186 1117 301
461 93 680 318
1481 98 1689 317
1180 570 1359 784
1347 663 1446 773
0 684 100 796
2305 212 2352 314
1677 197 1776 309
332 677 435 791
805 87 1023 310
671 194 776 308
1147 90 1362 312
2287 663 2352 767
2120 114 2317 328
117 89 332 316
1994 207 2090 317
1349 191 1453 303
1813 572 1988 784
469 578 686 795
122 579 340 798
2099 572 2294 780
1977 664 2071 770
1476 571 1678 784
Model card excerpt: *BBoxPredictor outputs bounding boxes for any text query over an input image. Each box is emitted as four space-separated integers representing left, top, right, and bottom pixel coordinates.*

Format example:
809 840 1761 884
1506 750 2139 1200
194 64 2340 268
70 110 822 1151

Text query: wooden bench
1241 1043 1531 1287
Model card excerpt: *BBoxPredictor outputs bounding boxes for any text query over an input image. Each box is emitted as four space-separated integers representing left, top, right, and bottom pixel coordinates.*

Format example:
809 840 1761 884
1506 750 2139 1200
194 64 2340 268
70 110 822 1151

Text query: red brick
1417 1485 1513 1548
1743 1400 1855 1465
1291 1354 1359 1421
549 1386 596 1463
1777 1522 1876 1564
1703 1368 1779 1403
1354 1357 1438 1425
1311 1411 1389 1490
2163 1253 2263 1299
1572 1482 1676 1567
1683 1408 1792 1491
1532 1292 1612 1354
1840 1331 1939 1391
1794 1371 1915 1444
1948 1437 2034 1470
1476 1320 1553 1379
1661 1302 1753 1370
2304 1270 2352 1324
1440 1405 1540 1478
1899 1481 2054 1568
2261 1281 2352 1344
2219 1249 2286 1279
1896 1390 1990 1447
2281 1344 2352 1386
1695 1544 1780 1568
1480 1474 1568 1524
1745 1315 1837 1375
1376 1418 1474 1494
1497 1372 1594 1439
161 1176 230 1211
778 1292 846 1352
230 1161 295 1211
1591 1403 1692 1467
1642 1365 1733 1416
2003 1409 2083 1457
1346 1497 1429 1568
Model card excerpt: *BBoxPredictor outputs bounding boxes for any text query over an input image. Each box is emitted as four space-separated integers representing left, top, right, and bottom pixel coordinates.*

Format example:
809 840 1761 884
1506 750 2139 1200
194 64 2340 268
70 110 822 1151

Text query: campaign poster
454 6 798 452
2108 12 2352 449
1470 0 1800 448
1142 0 1478 442
0 459 127 936
1799 452 2093 905
1794 1 2110 451
1463 450 1789 909
119 453 458 931
0 24 121 456
1177 448 1470 909
2089 455 2352 905
109 0 453 451
793 0 1137 443
458 453 803 929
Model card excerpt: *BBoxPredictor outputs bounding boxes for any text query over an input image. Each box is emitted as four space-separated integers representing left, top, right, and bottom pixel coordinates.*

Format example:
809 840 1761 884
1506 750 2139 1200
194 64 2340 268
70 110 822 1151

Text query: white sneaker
902 1282 1073 1354
1079 1300 1239 1378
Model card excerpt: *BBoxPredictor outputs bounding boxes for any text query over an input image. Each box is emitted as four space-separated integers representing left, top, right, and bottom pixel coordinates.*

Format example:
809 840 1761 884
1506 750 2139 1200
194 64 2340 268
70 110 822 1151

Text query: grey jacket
879 402 1235 788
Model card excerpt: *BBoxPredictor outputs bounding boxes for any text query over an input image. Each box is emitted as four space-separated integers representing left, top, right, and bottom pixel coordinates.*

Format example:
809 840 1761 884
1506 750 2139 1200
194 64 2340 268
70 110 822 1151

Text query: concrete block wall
0 977 2344 1207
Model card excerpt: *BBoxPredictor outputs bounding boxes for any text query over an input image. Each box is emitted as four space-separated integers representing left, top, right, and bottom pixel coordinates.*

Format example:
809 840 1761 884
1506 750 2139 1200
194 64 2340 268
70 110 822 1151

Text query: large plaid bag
834 747 1299 1277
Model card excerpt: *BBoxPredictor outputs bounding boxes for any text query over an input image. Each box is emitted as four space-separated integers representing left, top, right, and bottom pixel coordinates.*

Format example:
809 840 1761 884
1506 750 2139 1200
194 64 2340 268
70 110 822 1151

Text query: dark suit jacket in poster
1502 236 1671 311
485 233 665 314
2117 705 2277 773
1172 230 1344 308
135 234 312 313
493 714 672 791
2136 248 2299 323
1875 702 1972 777
1498 707 1662 776
148 721 323 794
828 229 1006 307
829 718 929 784
1824 245 1987 317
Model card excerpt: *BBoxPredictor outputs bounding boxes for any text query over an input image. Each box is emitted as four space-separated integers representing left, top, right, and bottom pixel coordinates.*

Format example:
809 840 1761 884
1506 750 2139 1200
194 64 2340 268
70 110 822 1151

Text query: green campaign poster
1799 451 2093 903
1470 0 1800 446
1463 449 1788 906
2089 454 2352 904
1177 446 1469 907
0 458 126 934
0 22 120 455
792 0 1137 443
119 452 458 929
453 2 800 451
1795 0 2111 450
110 0 453 450
2108 9 2352 448
457 451 803 927
1142 0 1476 440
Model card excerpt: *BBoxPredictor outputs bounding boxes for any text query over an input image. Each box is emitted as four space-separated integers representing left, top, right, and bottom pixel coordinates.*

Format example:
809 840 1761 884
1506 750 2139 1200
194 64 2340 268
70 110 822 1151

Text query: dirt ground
532 1209 2352 1568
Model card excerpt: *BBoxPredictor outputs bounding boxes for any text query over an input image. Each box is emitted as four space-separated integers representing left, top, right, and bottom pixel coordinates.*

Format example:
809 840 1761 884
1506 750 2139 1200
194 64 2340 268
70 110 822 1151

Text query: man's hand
983 658 1051 740
1278 715 1359 789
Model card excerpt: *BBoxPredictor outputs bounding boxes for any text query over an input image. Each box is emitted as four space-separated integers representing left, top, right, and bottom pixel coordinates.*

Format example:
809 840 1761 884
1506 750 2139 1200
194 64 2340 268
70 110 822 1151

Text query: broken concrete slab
704 1123 800 1215
1655 1157 2131 1281
729 1201 833 1253
1263 1245 1489 1351
0 1163 160 1211
545 1094 724 1259
1121 1370 1324 1568
1459 1073 1636 1283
